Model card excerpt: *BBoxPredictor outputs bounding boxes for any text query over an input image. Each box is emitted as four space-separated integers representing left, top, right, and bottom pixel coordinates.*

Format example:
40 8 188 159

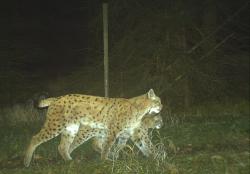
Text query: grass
0 101 249 174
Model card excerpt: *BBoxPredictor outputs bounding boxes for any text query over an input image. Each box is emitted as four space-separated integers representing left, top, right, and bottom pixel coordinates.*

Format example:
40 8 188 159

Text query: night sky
1 0 98 74
0 0 249 105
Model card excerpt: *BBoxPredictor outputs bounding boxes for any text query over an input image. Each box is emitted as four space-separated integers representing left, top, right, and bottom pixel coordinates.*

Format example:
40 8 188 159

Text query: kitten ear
147 89 155 98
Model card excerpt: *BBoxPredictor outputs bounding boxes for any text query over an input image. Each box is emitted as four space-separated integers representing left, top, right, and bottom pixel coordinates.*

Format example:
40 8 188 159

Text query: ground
0 101 249 174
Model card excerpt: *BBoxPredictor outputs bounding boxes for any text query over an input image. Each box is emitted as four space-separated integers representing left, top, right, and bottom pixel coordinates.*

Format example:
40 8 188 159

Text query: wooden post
103 3 109 97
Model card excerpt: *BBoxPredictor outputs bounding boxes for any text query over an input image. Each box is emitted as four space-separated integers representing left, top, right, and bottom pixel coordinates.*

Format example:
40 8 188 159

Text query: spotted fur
24 89 162 167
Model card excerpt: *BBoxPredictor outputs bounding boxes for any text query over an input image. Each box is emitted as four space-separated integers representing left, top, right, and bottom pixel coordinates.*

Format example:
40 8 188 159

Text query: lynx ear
147 89 155 98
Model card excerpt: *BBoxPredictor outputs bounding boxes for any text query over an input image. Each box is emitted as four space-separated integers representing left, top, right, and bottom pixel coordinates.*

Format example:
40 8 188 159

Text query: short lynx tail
38 97 57 108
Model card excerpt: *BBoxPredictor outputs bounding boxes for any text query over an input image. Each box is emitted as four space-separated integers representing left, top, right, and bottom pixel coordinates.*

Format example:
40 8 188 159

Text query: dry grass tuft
103 128 179 174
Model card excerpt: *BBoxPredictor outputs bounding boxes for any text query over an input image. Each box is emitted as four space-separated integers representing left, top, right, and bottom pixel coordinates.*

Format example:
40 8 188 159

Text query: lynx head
147 89 163 114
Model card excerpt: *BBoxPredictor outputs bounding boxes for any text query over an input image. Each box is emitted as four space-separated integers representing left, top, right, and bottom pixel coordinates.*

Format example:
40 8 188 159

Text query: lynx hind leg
58 124 79 161
134 140 152 157
24 104 64 167
24 123 63 167
109 133 130 159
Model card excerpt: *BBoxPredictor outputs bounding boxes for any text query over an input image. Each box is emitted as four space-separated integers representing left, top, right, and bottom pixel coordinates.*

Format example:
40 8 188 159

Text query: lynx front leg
132 134 154 157
110 133 130 159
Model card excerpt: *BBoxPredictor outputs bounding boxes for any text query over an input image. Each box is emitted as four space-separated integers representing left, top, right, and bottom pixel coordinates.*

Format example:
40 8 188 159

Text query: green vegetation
0 101 249 174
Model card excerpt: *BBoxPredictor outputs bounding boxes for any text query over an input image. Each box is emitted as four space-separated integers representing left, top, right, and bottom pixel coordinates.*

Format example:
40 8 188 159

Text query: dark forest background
0 0 249 110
